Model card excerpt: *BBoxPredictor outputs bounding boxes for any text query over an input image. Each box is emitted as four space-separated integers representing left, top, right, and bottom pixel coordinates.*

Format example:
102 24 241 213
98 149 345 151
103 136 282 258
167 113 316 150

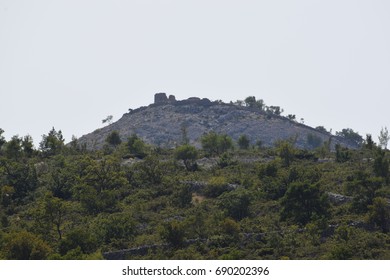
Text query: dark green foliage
277 141 295 167
335 144 351 163
0 128 6 150
217 152 236 168
306 133 322 149
287 114 296 121
105 130 122 147
33 193 69 240
281 182 329 226
127 134 148 158
3 231 51 260
159 221 186 248
3 135 22 159
345 171 383 214
244 96 256 107
266 106 283 116
238 134 250 149
2 127 390 260
174 145 198 171
204 176 230 198
367 197 390 233
258 161 278 178
336 128 363 147
373 150 389 181
218 188 251 220
0 158 38 200
173 184 193 208
93 213 136 245
59 228 97 255
244 96 265 110
39 127 65 156
365 134 375 150
133 155 164 185
201 132 233 156
315 126 328 133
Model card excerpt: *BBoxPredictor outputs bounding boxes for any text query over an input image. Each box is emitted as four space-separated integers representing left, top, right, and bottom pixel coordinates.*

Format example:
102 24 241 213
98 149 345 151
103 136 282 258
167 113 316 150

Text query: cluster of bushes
0 127 389 259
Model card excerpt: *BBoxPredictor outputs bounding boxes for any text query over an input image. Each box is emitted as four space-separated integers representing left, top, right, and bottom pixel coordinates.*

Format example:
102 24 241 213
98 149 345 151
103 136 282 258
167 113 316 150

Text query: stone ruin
154 93 212 107
154 93 176 104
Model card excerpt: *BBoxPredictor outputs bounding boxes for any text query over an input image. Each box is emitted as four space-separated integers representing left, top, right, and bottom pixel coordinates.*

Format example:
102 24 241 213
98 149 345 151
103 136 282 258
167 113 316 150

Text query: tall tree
238 134 250 149
174 145 198 171
39 127 65 156
0 128 6 150
281 182 329 225
378 126 390 150
336 128 363 147
105 131 122 147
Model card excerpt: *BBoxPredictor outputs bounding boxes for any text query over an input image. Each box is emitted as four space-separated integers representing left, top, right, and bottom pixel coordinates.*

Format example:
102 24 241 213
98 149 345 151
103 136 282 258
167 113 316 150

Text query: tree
105 131 122 147
244 96 265 110
3 135 22 159
315 126 328 133
201 132 233 156
174 145 198 171
378 127 390 149
281 182 329 225
21 135 34 157
244 96 256 107
218 188 251 220
218 134 234 153
0 128 6 150
238 134 250 149
180 124 189 145
335 144 351 163
287 114 296 121
4 231 51 259
373 150 389 181
277 141 295 167
39 127 65 156
345 171 383 213
336 128 363 147
365 134 375 150
367 197 390 233
59 228 97 256
93 213 136 245
159 220 186 248
267 106 283 116
127 134 148 158
306 133 322 149
34 193 69 240
102 115 113 125
0 158 38 200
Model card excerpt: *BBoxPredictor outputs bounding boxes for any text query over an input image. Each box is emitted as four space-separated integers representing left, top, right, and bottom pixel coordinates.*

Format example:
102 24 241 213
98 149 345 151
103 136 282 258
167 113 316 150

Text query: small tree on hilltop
102 115 113 125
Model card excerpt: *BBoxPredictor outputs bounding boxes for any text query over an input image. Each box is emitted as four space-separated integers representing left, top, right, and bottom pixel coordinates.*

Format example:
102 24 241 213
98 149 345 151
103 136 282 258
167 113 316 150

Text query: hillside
77 93 355 150
1 127 390 260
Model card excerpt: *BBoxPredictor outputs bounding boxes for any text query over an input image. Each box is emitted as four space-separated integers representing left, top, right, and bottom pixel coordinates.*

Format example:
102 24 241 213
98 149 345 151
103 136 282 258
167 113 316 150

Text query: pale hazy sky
1 0 390 146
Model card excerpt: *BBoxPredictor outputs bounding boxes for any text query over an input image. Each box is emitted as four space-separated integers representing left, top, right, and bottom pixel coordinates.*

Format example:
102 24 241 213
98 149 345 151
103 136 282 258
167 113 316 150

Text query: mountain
77 93 356 150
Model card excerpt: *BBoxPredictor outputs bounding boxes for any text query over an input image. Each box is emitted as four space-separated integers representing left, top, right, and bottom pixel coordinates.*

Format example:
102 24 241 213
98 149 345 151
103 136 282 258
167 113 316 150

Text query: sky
1 0 390 147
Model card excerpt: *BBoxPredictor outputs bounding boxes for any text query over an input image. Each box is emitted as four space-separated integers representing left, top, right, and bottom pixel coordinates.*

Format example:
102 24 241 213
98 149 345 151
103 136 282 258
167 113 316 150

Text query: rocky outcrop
77 93 358 150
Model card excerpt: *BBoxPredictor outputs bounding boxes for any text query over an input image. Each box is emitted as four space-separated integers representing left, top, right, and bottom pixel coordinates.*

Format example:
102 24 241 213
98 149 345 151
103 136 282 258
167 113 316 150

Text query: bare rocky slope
77 93 355 150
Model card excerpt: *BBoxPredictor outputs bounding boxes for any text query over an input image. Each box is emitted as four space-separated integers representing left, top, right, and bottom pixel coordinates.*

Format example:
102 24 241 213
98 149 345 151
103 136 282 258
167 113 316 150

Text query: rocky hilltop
77 93 355 150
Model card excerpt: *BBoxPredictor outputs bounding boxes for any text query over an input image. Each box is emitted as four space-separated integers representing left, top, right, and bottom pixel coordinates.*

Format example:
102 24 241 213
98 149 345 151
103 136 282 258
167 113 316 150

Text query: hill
77 93 356 150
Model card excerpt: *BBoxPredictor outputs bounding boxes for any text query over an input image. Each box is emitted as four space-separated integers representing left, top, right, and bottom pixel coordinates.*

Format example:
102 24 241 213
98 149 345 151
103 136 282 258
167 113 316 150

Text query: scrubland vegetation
0 127 389 259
